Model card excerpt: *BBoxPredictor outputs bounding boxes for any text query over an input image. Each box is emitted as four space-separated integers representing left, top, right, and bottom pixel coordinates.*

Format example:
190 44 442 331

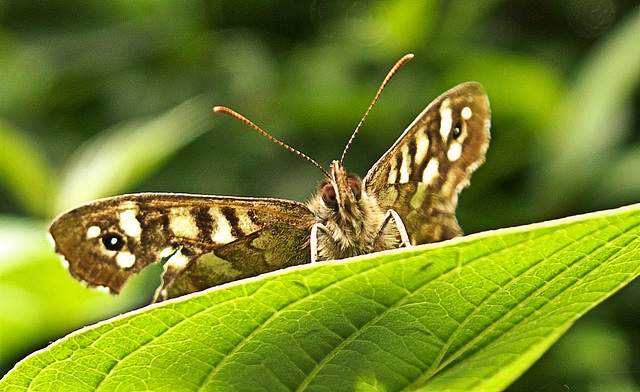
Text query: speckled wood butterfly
48 54 491 302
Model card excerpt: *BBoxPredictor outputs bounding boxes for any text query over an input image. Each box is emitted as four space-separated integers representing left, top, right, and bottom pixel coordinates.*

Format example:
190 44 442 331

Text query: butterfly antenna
339 53 414 164
213 106 330 177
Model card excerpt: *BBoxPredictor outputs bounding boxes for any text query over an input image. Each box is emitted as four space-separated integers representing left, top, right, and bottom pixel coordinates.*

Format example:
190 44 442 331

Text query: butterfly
47 54 491 302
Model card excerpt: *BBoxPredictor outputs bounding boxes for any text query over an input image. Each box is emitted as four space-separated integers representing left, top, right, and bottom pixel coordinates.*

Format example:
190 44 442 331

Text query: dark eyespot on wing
452 122 462 139
102 233 125 251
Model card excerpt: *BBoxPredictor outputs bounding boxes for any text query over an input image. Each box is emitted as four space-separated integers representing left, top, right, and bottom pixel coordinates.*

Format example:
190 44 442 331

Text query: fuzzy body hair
306 161 401 261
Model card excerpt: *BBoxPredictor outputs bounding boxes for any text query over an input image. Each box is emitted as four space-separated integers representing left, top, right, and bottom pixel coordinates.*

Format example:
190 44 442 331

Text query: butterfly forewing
364 82 490 245
48 193 315 300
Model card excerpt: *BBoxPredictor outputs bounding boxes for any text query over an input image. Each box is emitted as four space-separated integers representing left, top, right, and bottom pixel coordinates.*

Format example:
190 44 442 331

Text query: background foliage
0 1 639 390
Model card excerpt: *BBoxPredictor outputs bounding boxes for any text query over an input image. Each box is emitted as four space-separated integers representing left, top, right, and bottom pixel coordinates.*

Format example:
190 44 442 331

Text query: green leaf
534 6 640 212
3 203 640 391
0 120 56 218
0 217 154 372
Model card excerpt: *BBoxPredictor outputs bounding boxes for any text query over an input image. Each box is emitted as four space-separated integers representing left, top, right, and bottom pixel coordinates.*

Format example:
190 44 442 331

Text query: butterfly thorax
307 160 392 260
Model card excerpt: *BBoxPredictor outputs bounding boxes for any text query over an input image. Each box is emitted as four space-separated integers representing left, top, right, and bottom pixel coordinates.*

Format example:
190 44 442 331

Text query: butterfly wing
48 193 316 301
161 221 311 300
363 82 491 244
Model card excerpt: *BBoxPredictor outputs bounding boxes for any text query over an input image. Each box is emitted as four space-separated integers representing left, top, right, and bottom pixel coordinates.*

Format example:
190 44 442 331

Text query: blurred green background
1 1 639 389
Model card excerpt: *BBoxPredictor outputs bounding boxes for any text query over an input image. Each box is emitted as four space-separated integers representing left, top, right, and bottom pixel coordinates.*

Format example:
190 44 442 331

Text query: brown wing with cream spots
363 82 491 244
48 193 315 299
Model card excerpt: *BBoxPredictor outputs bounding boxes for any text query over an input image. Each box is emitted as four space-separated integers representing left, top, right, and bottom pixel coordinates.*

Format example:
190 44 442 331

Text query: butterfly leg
310 223 320 263
311 223 332 263
374 209 412 250
310 222 337 263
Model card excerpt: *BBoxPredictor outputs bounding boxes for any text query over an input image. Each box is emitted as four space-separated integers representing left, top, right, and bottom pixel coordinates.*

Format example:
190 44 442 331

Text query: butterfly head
310 159 384 242
318 160 363 214
308 159 388 259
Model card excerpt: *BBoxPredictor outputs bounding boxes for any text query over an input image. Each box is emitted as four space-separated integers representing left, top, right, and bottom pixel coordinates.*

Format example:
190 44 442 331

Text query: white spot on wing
422 158 439 185
57 254 70 270
164 250 190 272
210 207 236 244
119 209 141 238
237 210 258 233
399 144 410 183
413 135 430 166
169 207 199 239
159 246 176 259
86 225 101 239
387 158 398 183
116 251 136 269
94 285 111 294
439 99 452 141
448 142 462 161
461 106 472 120
388 168 397 184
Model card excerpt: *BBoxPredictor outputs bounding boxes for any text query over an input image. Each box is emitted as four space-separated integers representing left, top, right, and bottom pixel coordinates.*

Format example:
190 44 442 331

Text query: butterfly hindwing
364 82 491 244
48 193 315 299
160 222 311 300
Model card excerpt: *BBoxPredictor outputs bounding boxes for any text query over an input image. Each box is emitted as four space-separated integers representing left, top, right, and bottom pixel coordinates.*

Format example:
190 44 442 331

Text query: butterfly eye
321 183 337 209
452 122 462 139
102 233 126 251
347 176 362 200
